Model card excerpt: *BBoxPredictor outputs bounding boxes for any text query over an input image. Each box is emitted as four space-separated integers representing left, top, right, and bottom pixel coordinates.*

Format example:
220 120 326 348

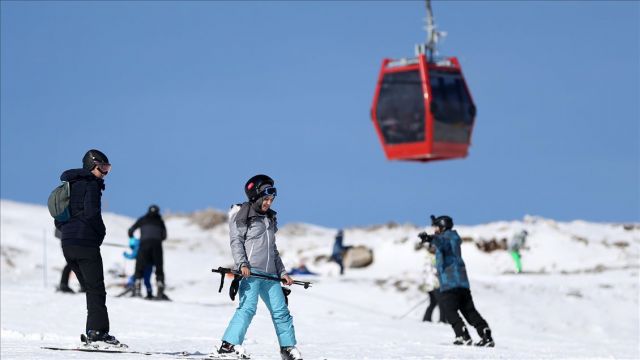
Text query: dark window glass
375 70 426 145
429 70 475 144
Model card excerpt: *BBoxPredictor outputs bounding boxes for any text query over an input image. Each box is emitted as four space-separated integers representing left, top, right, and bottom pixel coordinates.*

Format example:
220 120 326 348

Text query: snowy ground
1 199 639 359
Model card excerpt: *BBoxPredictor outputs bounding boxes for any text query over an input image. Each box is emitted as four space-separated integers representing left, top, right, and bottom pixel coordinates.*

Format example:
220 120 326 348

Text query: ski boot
84 330 125 349
475 327 495 347
453 326 472 346
131 279 142 297
280 346 303 360
208 340 250 359
155 280 171 301
57 283 75 294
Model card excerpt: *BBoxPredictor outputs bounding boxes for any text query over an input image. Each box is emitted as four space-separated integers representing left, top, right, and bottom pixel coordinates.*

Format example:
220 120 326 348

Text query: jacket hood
60 168 94 182
60 168 105 189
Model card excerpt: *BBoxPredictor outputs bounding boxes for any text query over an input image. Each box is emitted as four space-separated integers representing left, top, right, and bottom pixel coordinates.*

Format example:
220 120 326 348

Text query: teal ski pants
222 272 296 347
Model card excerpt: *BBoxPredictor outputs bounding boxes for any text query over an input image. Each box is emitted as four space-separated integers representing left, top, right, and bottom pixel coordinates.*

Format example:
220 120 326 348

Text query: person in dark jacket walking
54 149 120 345
128 204 168 300
331 229 348 275
418 215 494 347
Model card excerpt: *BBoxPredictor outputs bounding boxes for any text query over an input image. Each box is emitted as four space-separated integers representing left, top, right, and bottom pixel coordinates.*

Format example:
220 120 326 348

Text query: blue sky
1 1 638 228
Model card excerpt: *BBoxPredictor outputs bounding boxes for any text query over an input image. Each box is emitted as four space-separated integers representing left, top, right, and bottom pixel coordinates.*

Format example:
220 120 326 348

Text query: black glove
418 232 433 244
282 286 291 306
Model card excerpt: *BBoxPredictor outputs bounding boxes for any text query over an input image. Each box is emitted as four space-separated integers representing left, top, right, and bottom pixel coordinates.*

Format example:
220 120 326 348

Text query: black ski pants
60 255 85 288
439 287 489 338
134 240 164 283
60 263 72 285
62 245 109 333
423 288 446 323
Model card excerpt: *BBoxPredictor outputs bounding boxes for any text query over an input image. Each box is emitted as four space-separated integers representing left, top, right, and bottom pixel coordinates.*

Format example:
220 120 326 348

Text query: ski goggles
259 186 277 198
94 162 112 173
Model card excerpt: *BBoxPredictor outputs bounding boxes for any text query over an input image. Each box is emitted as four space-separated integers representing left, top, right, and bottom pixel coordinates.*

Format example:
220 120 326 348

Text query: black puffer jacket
128 212 167 242
54 169 106 247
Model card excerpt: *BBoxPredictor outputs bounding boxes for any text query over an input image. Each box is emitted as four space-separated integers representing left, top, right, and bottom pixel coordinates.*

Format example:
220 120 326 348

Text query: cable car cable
418 0 447 63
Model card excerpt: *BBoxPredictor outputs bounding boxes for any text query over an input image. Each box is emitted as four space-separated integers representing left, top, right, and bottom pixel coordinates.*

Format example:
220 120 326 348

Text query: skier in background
414 240 446 323
331 229 350 275
508 230 528 274
418 215 494 347
54 149 121 345
214 174 303 360
122 237 154 299
128 204 169 300
287 262 318 276
55 228 86 294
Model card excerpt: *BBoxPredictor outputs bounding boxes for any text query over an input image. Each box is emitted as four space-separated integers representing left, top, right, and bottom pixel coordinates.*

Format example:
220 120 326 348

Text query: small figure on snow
508 230 528 274
418 215 494 347
214 175 303 360
128 204 169 300
54 149 121 345
287 262 318 276
331 229 351 275
122 237 154 299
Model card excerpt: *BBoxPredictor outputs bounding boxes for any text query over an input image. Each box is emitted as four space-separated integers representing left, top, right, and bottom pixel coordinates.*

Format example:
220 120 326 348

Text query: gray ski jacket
228 202 287 277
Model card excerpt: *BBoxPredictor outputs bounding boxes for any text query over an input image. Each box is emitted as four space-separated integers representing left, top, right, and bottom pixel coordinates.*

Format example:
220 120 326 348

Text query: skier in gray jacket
215 174 302 360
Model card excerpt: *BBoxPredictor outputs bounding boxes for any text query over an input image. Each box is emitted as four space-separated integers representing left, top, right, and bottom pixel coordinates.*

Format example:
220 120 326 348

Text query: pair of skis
42 334 224 359
115 286 172 301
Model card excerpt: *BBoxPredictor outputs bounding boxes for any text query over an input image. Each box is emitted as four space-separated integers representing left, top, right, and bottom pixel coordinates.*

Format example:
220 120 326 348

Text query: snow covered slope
1 199 639 359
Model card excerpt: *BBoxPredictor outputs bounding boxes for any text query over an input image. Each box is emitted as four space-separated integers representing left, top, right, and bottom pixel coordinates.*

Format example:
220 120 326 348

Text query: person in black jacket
128 205 168 300
54 149 120 345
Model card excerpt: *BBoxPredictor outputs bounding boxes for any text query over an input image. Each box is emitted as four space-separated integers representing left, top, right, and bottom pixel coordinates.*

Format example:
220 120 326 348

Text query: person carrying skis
128 204 169 300
54 149 121 345
418 215 494 347
214 174 303 360
508 230 528 274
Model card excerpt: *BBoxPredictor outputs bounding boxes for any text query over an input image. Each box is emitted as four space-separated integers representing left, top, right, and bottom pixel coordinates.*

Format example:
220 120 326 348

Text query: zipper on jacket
248 242 255 265
265 217 270 273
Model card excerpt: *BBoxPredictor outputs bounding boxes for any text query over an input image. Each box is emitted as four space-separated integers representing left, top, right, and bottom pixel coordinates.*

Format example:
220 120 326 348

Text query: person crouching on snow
418 215 494 347
214 174 302 360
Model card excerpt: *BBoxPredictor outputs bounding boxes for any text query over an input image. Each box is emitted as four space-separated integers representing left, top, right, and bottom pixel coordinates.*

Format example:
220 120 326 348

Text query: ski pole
394 296 430 319
243 272 312 288
101 242 127 248
212 267 312 288
211 267 312 290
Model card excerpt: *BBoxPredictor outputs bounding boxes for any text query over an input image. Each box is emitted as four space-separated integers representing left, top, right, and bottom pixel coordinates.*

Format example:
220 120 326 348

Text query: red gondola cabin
371 54 476 162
